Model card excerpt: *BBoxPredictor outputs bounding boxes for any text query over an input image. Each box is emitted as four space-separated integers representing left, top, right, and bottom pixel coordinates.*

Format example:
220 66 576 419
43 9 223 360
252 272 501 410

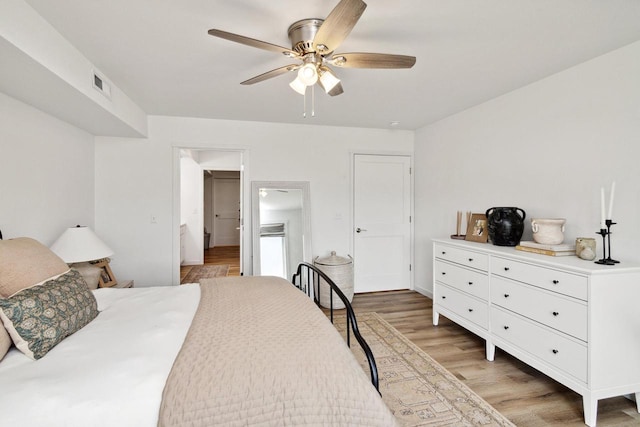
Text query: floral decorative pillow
0 269 99 360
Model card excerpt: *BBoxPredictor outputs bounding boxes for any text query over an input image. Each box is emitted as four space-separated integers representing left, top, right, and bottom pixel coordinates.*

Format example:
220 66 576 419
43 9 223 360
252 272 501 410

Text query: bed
0 238 396 426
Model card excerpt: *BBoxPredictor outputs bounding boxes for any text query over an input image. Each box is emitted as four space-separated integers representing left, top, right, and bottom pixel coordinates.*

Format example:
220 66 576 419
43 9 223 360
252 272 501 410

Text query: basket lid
314 251 352 266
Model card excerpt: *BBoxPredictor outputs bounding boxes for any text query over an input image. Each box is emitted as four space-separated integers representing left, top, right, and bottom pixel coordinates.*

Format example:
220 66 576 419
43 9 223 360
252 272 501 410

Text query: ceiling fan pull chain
302 87 307 118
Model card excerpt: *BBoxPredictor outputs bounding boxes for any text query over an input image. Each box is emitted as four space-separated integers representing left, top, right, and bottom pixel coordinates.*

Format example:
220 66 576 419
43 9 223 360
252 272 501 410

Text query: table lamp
50 225 117 287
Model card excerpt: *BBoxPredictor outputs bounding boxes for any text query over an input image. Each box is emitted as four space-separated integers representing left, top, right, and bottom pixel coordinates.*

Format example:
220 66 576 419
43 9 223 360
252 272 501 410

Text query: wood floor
179 245 241 282
182 248 638 425
352 290 640 427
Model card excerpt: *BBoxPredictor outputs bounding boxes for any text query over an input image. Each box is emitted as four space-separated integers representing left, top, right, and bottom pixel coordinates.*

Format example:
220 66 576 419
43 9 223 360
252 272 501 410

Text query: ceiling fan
207 0 416 97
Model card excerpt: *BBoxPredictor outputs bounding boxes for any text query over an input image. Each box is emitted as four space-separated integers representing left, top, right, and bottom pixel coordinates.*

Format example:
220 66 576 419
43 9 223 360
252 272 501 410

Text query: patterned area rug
180 264 229 284
332 312 515 427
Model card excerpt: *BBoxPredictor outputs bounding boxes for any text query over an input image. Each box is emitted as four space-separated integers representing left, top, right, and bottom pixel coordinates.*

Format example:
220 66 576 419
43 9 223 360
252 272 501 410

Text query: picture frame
92 258 117 288
465 213 489 243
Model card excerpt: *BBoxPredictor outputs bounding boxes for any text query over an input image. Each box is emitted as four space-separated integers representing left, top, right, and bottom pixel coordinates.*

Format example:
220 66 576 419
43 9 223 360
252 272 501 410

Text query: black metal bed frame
292 262 379 392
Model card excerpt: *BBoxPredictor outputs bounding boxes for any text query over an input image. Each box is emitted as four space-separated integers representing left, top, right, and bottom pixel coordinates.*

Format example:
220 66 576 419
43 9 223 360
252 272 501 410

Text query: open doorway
203 170 240 276
178 149 243 283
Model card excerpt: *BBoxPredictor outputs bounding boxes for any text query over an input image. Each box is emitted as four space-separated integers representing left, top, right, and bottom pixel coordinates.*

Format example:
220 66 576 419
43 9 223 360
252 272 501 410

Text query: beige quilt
158 276 397 426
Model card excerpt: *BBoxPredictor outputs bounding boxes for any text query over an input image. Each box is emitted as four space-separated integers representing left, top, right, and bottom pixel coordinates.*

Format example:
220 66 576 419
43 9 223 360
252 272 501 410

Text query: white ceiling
24 0 640 131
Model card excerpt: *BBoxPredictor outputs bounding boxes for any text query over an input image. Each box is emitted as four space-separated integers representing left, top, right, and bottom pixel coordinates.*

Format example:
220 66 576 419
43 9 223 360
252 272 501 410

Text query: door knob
356 227 368 233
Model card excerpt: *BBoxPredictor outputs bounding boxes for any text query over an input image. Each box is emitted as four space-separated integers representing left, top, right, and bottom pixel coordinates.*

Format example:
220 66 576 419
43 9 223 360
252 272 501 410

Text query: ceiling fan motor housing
288 19 324 55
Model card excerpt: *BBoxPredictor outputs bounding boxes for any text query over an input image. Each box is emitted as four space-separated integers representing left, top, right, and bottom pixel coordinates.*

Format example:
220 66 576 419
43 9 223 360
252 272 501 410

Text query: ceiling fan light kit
289 77 307 95
298 63 319 86
208 0 416 116
318 67 341 93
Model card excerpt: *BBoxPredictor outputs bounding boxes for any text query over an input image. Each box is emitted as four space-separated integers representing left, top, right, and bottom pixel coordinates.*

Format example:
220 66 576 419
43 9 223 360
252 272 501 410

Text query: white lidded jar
313 251 353 309
531 218 566 245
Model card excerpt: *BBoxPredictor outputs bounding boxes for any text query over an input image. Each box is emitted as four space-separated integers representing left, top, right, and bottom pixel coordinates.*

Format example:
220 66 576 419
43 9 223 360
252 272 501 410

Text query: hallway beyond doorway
180 246 240 282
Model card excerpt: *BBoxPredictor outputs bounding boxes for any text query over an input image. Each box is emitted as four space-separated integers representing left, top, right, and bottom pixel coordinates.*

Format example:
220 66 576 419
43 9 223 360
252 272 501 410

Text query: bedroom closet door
353 154 411 292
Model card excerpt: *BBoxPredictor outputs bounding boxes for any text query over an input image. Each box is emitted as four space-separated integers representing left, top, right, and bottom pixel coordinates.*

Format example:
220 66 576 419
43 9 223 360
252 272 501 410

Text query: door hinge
409 167 412 174
409 215 412 223
409 264 412 271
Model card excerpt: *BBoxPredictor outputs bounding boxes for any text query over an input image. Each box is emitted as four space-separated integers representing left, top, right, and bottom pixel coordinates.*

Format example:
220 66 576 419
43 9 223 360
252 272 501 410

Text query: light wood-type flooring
182 248 639 426
351 290 640 427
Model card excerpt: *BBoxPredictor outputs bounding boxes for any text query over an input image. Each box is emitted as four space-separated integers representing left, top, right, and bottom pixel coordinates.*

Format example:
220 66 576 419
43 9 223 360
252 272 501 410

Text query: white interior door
353 154 411 292
213 178 240 246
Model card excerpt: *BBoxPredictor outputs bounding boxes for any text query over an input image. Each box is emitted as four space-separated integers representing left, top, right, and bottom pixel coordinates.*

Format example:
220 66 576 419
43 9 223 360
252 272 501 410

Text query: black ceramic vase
485 207 526 246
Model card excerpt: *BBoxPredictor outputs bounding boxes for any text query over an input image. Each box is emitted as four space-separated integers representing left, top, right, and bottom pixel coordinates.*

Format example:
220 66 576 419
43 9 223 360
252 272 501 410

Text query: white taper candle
607 181 616 220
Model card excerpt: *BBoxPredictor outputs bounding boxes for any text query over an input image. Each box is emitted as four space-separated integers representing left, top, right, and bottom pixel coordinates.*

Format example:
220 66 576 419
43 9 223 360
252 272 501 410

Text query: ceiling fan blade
313 0 367 54
208 29 299 58
330 52 416 69
240 64 300 85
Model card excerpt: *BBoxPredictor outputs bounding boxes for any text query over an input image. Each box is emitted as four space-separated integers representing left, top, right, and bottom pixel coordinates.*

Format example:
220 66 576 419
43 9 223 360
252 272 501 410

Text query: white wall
414 41 640 296
203 175 213 246
95 117 413 286
0 92 95 245
179 153 204 265
0 0 147 137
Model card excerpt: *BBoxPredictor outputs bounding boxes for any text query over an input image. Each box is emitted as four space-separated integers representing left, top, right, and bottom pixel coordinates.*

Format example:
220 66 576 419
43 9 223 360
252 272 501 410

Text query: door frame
350 151 415 291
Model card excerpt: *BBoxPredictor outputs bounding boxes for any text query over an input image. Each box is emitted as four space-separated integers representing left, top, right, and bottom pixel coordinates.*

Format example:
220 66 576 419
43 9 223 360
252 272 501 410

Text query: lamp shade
297 63 318 86
319 67 340 93
50 226 114 263
289 76 306 95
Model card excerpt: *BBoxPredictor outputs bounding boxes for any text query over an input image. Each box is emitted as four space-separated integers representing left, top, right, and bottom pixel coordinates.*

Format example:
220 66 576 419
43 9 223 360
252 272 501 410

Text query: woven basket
313 251 353 309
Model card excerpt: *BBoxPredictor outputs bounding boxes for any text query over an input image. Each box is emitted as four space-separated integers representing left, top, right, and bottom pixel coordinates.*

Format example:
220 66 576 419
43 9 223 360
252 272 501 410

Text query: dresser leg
583 395 598 427
433 310 440 326
486 340 495 361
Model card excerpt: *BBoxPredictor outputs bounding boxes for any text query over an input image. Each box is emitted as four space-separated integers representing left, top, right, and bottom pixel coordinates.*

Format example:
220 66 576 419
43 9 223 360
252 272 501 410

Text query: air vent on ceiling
92 69 112 99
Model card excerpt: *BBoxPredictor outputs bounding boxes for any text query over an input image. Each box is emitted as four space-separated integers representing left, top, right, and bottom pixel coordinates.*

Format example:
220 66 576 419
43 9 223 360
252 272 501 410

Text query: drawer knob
468 308 474 312
441 272 446 275
552 280 559 284
468 258 474 262
503 326 509 330
504 294 510 298
441 296 446 299
552 349 559 354
504 267 510 271
552 311 559 316
468 282 473 285
442 251 446 255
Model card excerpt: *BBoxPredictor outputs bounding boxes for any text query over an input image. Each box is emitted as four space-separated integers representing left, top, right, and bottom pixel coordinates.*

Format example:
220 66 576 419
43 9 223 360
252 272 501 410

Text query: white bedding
0 284 200 427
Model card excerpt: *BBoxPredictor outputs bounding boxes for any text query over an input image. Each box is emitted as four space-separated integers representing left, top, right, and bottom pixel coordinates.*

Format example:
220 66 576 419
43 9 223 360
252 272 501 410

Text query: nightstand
112 280 134 288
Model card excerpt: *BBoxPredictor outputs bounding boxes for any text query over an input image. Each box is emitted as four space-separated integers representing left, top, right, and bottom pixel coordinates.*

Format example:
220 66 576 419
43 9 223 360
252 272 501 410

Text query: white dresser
432 238 640 426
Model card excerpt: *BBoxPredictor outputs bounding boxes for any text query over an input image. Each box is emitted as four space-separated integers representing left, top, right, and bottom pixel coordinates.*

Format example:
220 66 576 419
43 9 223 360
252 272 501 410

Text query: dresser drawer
491 277 587 341
491 257 587 301
435 284 488 329
434 244 488 271
435 260 489 300
491 307 587 382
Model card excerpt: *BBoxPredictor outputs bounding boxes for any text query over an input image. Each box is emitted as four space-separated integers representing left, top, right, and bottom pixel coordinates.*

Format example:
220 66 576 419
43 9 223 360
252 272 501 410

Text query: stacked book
515 241 576 257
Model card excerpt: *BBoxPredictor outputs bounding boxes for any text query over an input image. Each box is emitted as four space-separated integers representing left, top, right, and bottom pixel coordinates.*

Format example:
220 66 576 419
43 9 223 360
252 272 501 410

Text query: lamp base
92 258 118 287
